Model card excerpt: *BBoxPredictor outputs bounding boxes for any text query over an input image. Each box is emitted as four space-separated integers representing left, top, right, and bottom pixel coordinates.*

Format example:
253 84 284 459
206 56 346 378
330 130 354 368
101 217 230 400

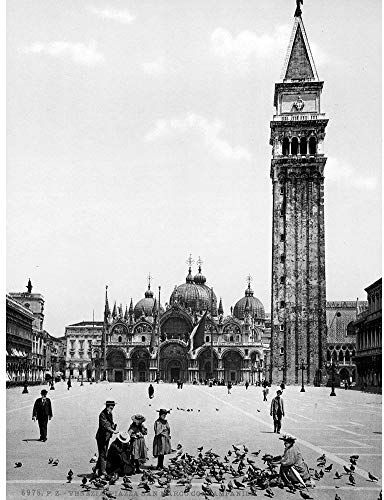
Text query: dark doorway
115 370 123 382
171 367 180 381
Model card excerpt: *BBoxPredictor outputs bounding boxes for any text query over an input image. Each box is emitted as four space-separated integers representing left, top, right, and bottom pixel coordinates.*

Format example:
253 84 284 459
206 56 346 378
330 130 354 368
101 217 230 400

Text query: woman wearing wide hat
106 431 133 476
272 434 312 488
153 409 171 469
128 414 148 473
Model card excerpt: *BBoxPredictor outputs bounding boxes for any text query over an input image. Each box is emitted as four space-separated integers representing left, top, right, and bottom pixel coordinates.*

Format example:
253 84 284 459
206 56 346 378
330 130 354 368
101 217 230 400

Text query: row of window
282 136 317 156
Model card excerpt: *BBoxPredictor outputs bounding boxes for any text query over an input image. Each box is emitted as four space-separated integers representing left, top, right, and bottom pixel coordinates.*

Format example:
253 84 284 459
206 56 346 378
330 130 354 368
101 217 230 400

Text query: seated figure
273 434 312 488
106 432 133 476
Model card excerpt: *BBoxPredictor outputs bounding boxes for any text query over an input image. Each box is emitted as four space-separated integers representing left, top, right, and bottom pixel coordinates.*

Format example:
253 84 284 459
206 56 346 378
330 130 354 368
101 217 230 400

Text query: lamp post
22 356 29 394
298 360 306 392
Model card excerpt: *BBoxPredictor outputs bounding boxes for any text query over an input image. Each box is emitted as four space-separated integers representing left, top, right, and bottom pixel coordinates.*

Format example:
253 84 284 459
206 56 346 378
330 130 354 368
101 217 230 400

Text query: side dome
233 283 265 320
134 286 164 319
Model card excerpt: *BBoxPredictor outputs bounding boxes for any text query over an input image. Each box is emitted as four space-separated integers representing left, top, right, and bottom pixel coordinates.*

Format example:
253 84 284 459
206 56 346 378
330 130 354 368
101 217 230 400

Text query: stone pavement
6 381 382 499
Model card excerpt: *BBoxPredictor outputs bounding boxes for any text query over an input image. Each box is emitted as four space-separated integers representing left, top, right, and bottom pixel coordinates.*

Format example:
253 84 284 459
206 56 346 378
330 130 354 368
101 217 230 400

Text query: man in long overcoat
270 390 285 433
95 401 118 477
32 389 53 441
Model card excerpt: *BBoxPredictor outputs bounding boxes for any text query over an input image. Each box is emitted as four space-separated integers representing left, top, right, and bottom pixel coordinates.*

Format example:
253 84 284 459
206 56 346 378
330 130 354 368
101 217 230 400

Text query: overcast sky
7 0 381 337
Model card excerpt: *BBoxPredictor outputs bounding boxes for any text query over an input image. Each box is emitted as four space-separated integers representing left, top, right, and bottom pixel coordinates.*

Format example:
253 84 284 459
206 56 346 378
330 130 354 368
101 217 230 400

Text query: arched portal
106 349 126 382
131 348 150 382
159 342 188 382
222 350 243 383
197 348 218 381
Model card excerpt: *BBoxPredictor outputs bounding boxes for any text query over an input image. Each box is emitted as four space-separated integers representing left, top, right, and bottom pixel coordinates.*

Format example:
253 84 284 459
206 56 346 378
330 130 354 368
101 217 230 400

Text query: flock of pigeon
14 443 380 499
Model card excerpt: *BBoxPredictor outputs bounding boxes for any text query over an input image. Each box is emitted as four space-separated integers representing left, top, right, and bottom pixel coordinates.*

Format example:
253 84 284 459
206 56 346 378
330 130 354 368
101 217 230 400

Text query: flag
189 311 207 352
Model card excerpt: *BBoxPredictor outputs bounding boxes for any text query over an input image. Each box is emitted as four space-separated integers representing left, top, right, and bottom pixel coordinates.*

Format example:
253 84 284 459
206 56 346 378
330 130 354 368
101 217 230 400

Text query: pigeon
250 485 258 496
319 469 324 478
349 474 355 486
227 481 233 492
14 462 22 468
243 445 248 452
344 465 352 474
139 482 151 492
350 455 359 461
52 459 59 466
184 484 192 493
257 409 261 412
317 454 326 461
334 471 342 479
350 464 355 472
325 464 333 472
216 408 219 412
67 469 73 477
90 453 97 463
265 487 274 497
252 450 261 456
232 445 240 451
162 485 171 497
81 477 88 487
335 495 342 500
314 470 320 481
286 484 296 493
234 479 245 489
177 444 182 450
300 491 313 500
48 457 53 464
369 472 379 482
219 483 226 494
202 484 214 496
103 488 116 499
67 474 72 483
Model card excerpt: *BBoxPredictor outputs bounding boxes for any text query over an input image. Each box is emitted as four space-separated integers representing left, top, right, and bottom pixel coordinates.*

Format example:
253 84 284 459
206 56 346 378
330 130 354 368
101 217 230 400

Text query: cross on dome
186 254 194 268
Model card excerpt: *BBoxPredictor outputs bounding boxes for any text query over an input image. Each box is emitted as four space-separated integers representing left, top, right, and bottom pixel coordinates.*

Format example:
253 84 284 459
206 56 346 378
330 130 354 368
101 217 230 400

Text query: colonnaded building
65 263 271 383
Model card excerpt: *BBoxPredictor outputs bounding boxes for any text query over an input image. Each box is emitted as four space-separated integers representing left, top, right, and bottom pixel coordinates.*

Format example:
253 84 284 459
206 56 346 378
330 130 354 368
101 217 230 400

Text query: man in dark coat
32 389 53 441
148 384 154 399
95 401 119 477
270 390 285 433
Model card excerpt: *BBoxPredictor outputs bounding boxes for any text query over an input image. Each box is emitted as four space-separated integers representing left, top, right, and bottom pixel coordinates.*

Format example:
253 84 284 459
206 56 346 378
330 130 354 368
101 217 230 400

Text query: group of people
94 401 172 478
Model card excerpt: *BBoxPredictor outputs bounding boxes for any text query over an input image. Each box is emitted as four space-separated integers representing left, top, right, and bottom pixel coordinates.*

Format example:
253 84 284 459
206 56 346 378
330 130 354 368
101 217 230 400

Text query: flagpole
211 287 214 381
157 286 161 381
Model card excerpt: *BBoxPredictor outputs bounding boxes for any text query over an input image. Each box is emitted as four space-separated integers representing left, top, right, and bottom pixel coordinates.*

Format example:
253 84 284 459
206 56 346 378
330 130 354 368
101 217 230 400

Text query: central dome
170 265 217 315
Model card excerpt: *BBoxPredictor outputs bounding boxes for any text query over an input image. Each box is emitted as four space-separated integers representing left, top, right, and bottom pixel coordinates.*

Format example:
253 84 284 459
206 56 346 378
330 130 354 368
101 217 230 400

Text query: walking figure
148 384 154 399
270 390 285 433
67 377 72 391
245 381 249 390
227 381 232 394
32 389 53 442
263 386 269 401
153 409 171 470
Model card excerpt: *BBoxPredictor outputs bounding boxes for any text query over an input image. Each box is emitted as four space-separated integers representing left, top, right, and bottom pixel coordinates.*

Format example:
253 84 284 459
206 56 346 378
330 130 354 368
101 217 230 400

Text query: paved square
6 382 382 499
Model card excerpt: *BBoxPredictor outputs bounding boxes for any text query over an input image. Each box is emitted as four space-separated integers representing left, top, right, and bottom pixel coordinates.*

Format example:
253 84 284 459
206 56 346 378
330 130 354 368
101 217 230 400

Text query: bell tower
269 10 328 385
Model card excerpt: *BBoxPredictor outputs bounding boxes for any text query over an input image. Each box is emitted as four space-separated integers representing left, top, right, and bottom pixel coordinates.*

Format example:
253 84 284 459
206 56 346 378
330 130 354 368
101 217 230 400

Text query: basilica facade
65 263 270 384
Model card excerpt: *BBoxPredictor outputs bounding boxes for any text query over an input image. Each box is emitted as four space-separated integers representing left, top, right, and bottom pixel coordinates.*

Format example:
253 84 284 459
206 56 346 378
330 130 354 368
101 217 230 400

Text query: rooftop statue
295 0 303 17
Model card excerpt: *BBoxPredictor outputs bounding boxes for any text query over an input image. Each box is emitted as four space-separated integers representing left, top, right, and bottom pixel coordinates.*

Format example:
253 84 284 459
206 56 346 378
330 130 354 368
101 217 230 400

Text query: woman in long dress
273 434 312 487
128 414 148 474
153 409 171 469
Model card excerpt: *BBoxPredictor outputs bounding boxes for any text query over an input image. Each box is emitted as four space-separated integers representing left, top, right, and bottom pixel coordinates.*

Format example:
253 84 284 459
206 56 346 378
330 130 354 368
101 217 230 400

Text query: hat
131 414 146 423
279 434 296 442
157 409 170 415
105 400 116 407
41 389 48 395
276 390 282 395
117 431 130 443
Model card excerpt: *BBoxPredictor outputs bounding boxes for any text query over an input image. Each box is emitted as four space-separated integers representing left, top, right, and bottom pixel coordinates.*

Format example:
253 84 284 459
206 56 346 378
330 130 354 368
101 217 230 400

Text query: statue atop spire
147 272 152 290
26 278 32 294
295 0 303 17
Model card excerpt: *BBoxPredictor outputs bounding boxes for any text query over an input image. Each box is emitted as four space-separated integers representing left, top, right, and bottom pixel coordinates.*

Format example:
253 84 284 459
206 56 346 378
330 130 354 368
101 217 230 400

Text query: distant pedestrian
153 409 171 470
263 386 269 401
95 401 119 478
245 381 249 390
148 384 154 399
280 382 285 391
180 380 184 389
67 378 72 391
32 389 53 442
128 414 148 474
270 390 285 433
227 381 232 394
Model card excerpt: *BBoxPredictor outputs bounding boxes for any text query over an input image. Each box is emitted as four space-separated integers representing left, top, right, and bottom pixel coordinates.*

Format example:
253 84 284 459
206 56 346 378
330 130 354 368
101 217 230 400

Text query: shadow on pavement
22 438 42 442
